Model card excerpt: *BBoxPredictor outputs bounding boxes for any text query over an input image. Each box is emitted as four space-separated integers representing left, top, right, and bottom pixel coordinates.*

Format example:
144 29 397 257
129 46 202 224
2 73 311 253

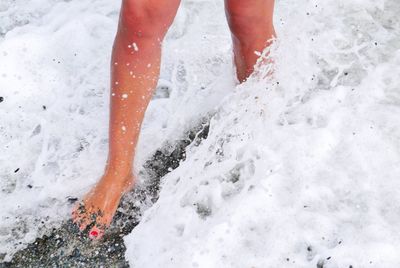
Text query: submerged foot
72 172 134 240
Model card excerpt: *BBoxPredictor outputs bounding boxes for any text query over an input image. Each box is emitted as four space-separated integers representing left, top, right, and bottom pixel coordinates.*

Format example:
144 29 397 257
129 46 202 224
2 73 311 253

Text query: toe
71 205 79 222
72 203 92 231
88 214 112 240
72 209 82 226
78 218 91 231
89 226 105 240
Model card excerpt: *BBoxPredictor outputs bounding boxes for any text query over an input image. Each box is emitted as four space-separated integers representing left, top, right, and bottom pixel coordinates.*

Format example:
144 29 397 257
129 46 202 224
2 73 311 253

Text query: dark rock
66 197 78 204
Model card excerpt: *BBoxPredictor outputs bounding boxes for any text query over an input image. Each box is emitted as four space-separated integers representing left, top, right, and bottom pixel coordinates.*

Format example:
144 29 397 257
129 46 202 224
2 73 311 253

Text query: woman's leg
225 0 276 82
72 0 180 239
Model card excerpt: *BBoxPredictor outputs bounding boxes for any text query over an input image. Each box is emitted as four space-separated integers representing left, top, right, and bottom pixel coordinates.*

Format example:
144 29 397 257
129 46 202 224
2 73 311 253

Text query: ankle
233 31 276 82
102 168 134 185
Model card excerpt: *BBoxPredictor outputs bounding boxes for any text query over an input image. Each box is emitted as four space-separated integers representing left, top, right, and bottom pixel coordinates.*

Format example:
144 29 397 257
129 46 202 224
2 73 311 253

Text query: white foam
124 0 400 267
1 0 400 266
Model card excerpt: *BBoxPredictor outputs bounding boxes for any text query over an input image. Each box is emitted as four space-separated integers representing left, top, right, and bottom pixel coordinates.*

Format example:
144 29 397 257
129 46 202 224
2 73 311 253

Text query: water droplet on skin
122 126 127 131
115 81 119 85
147 63 151 68
132 43 139 51
122 94 128 99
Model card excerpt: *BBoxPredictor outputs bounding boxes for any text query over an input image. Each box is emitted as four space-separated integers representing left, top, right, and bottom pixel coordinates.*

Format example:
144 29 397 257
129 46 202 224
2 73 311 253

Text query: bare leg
72 0 180 239
225 0 276 82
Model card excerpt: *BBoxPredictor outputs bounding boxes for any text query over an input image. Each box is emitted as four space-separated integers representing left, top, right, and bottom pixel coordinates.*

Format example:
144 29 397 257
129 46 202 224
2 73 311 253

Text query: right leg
72 0 180 239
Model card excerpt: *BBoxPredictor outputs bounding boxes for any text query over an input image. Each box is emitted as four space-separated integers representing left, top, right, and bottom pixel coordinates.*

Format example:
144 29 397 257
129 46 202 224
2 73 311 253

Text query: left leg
225 0 276 82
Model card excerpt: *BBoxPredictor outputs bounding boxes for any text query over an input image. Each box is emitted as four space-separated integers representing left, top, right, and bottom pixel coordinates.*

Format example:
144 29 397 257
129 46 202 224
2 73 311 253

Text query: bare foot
72 171 134 240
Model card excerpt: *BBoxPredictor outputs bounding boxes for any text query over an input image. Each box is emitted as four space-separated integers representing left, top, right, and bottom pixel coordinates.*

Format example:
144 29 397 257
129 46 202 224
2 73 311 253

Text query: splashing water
1 0 400 266
124 0 400 267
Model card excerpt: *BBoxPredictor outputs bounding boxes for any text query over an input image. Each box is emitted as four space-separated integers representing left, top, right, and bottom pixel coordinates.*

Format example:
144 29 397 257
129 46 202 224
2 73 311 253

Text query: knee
225 0 275 41
120 0 180 39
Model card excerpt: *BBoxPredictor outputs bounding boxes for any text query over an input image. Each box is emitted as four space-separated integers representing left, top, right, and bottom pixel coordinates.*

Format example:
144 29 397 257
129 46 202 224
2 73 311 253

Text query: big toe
89 226 105 240
78 218 92 231
88 214 113 240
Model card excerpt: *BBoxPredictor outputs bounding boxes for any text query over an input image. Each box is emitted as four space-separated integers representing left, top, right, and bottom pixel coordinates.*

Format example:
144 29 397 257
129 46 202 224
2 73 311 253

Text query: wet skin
72 0 276 240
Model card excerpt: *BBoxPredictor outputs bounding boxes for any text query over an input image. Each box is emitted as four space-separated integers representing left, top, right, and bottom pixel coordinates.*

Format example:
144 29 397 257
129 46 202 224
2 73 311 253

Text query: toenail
90 230 99 238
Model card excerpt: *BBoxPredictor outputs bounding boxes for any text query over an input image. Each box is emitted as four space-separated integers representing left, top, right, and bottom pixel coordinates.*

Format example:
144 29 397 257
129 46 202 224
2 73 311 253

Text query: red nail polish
90 230 99 237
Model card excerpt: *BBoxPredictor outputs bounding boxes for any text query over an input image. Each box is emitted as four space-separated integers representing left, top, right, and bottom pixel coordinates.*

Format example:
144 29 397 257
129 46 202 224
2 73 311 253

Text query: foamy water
1 0 400 266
